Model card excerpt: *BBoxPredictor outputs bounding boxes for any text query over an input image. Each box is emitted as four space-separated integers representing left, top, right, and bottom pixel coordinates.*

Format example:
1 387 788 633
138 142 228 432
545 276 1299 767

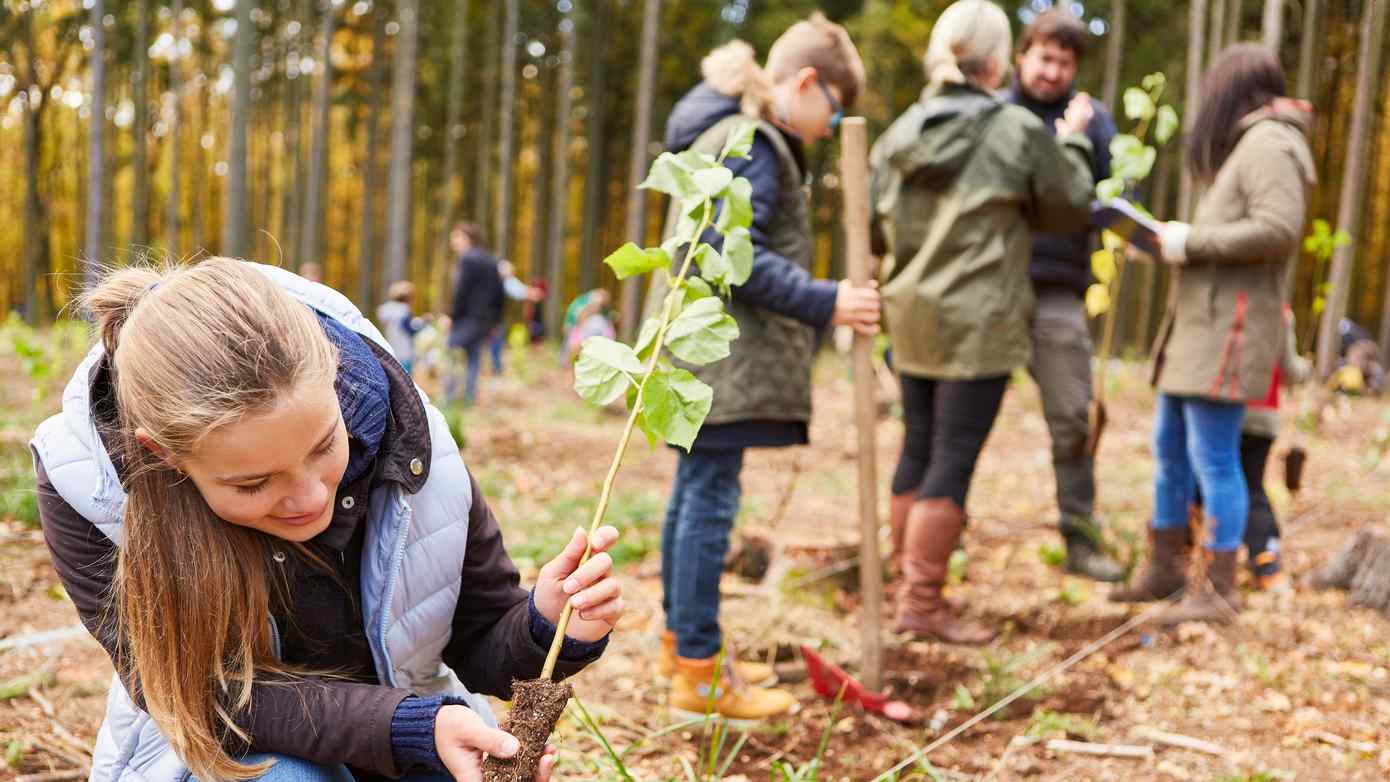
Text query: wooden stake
838 117 883 691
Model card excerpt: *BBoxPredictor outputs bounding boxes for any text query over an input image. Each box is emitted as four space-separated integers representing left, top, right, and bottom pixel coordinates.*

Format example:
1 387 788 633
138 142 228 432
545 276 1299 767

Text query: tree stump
1314 528 1390 616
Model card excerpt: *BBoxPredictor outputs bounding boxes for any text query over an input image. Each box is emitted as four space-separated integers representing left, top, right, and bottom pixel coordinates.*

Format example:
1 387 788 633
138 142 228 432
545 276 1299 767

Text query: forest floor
3 337 1390 782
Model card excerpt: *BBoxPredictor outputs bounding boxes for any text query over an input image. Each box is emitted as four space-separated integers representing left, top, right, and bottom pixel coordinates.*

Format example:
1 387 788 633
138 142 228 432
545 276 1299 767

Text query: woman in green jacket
870 0 1095 644
1111 44 1316 624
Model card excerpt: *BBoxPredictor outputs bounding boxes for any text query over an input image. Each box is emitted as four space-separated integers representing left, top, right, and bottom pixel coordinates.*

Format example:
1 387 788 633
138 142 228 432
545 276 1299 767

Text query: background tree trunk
1315 0 1386 377
85 0 106 285
578 0 610 294
384 0 419 287
278 0 306 268
1102 0 1126 111
357 7 388 310
619 0 661 339
546 12 575 338
1296 0 1319 100
493 0 519 260
132 0 151 249
474 3 499 227
1178 0 1207 220
166 0 184 254
224 0 253 257
1224 0 1242 46
1208 0 1226 67
300 0 337 272
433 0 470 314
1261 0 1283 49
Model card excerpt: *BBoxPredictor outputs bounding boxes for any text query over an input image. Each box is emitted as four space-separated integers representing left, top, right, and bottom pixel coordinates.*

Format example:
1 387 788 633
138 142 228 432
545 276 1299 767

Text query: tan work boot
1109 526 1192 603
893 498 996 645
655 631 776 687
1157 550 1242 626
670 655 798 725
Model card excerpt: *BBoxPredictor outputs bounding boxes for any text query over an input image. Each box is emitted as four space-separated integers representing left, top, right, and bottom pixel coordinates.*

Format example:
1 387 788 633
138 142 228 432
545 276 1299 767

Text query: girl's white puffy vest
29 263 495 782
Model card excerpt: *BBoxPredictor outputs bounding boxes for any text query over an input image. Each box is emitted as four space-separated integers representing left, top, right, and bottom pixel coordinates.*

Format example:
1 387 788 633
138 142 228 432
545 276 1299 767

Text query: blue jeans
444 342 485 405
489 332 505 374
1152 393 1247 551
661 448 744 660
242 754 452 782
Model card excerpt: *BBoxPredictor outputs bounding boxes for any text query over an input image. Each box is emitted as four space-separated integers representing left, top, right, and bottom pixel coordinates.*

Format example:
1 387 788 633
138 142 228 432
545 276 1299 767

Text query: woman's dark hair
1187 43 1287 181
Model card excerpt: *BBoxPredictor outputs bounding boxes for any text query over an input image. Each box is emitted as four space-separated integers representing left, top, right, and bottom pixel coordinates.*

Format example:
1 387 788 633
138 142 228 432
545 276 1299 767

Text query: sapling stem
539 192 718 681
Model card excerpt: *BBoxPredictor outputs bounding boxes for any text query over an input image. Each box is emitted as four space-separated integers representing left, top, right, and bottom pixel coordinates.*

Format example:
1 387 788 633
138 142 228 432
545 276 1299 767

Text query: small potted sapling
480 123 758 782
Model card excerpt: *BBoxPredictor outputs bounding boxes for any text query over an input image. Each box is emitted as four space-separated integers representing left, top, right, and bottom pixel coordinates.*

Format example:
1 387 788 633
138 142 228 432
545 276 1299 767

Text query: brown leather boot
888 492 915 576
1109 526 1192 603
1157 550 1242 625
893 498 996 645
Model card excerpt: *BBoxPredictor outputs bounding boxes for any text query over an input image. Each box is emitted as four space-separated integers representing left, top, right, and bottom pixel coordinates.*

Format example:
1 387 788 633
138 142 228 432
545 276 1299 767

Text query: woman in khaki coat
1111 44 1316 624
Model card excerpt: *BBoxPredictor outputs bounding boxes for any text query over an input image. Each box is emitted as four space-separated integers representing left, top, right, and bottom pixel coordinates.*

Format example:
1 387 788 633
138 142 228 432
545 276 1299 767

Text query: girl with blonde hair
33 259 624 782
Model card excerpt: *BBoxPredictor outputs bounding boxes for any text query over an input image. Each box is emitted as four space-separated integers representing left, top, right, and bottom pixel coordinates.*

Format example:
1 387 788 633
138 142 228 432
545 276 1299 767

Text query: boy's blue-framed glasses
817 79 843 134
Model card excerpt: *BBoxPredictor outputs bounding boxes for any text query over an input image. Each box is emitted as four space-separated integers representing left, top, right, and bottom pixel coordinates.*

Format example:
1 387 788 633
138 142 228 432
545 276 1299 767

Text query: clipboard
1090 197 1163 257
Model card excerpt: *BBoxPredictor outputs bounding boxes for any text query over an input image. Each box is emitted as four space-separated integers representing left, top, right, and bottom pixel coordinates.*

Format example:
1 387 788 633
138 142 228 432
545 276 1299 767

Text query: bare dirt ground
3 343 1389 781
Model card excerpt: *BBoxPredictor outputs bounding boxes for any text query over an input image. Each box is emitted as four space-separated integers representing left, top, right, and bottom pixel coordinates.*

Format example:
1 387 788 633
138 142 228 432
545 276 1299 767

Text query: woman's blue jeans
660 448 744 660
245 754 452 782
1152 393 1247 551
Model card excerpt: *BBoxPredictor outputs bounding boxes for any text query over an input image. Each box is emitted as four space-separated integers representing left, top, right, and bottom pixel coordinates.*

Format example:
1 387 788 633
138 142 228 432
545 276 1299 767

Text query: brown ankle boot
1109 526 1191 603
893 498 996 645
1157 550 1242 625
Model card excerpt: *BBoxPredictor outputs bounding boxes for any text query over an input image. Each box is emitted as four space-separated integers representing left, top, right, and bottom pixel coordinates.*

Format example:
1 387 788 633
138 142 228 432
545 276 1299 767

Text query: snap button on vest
409 458 424 476
272 550 286 563
341 495 355 510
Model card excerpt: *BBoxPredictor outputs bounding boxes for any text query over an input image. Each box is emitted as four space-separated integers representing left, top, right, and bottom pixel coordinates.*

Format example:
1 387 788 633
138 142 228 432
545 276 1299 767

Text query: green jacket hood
885 85 1003 190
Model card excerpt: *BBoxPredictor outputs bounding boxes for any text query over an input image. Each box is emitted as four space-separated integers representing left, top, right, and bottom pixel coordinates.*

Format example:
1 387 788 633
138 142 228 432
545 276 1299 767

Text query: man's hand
831 279 882 336
1055 92 1095 137
435 704 557 782
533 526 624 643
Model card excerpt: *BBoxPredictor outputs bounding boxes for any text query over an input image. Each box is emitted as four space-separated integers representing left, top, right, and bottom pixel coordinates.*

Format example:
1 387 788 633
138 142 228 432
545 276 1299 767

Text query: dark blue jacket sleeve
697 134 838 328
1089 103 1117 184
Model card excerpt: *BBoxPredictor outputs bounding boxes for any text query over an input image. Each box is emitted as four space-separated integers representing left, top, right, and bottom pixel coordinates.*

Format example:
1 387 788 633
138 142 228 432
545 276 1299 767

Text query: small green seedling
482 122 759 782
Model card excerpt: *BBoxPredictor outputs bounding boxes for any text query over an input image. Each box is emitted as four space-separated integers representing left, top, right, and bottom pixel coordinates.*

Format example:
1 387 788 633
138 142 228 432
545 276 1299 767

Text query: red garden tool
800 645 919 723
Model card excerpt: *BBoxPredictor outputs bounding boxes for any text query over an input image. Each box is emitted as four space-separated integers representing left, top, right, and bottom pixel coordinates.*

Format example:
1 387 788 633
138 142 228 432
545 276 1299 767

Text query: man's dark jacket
448 247 505 348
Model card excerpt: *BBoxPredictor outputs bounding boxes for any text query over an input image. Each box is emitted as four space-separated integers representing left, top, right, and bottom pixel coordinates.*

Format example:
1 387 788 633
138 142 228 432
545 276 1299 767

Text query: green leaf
693 166 734 198
676 149 719 171
682 276 713 305
666 296 739 366
573 337 644 406
1154 105 1179 145
1085 284 1111 317
720 122 758 160
1091 249 1117 285
639 153 700 201
1122 87 1155 121
4 739 22 768
639 367 713 451
1096 177 1125 202
1109 134 1156 183
693 242 734 289
716 177 754 232
1141 72 1166 94
722 227 754 287
604 242 671 280
634 316 662 361
1332 230 1351 248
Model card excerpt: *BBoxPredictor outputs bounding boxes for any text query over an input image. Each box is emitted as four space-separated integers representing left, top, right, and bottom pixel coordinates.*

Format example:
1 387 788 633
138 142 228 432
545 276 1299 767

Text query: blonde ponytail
924 0 1013 89
701 39 775 119
82 265 165 357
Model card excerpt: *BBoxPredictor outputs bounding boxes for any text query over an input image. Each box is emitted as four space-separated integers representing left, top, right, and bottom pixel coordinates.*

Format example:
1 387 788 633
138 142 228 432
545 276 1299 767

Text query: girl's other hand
434 704 558 781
